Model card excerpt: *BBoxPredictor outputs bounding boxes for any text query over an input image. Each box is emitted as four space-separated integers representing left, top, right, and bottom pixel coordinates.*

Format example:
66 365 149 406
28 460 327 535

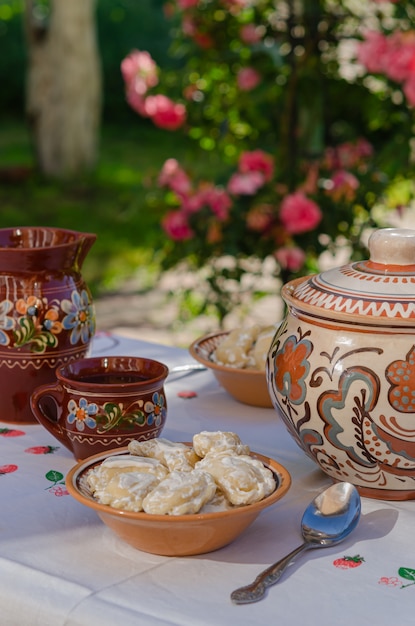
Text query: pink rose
162 210 194 241
158 159 192 196
323 139 373 170
240 23 265 45
181 185 232 220
181 15 214 48
355 138 374 160
383 32 415 83
121 50 158 94
181 14 197 37
204 187 232 220
237 67 261 91
181 191 208 214
274 247 306 272
326 170 360 201
238 150 274 182
227 171 265 195
330 170 359 190
356 31 389 74
279 192 322 234
125 83 147 116
144 95 187 130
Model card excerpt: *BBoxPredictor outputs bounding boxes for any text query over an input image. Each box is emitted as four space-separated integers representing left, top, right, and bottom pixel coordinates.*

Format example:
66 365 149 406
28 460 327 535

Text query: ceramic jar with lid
267 228 415 500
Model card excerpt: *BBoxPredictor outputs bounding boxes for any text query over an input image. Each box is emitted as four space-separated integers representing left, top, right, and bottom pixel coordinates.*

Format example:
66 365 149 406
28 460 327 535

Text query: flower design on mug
144 391 166 426
273 334 312 405
61 289 95 345
67 398 98 431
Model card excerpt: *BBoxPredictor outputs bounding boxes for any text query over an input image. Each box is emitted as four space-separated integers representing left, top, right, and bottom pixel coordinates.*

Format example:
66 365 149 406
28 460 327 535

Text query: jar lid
282 228 415 325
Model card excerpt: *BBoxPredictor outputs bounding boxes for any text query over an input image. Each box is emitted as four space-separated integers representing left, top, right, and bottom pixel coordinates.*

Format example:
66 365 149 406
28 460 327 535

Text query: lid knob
369 228 415 266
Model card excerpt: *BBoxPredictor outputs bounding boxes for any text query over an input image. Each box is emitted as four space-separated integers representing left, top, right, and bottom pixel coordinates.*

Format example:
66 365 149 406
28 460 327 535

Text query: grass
0 118 198 296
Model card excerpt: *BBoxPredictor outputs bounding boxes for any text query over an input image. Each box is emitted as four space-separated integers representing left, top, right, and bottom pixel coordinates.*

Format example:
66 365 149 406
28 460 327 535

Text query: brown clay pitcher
0 226 96 424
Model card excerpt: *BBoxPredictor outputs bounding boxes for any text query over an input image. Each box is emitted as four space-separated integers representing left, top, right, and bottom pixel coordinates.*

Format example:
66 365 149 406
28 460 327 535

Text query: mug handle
30 383 72 452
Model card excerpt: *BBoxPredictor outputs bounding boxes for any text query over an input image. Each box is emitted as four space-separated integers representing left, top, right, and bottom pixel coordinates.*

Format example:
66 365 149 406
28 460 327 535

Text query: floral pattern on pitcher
0 288 95 352
61 290 95 345
0 299 14 345
66 391 167 434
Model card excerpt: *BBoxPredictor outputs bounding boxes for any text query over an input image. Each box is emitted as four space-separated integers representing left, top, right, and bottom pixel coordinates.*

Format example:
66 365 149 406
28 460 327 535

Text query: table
1 332 412 625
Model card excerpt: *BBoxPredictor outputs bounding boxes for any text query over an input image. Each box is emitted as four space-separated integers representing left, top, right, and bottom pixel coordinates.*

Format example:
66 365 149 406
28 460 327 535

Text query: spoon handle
230 542 308 604
167 364 207 381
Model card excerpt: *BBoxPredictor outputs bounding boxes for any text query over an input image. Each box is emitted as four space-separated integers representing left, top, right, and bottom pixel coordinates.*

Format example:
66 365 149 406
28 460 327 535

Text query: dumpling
87 454 169 492
213 326 261 368
142 469 217 515
251 325 275 370
192 430 250 458
195 452 276 506
91 471 160 512
128 438 200 472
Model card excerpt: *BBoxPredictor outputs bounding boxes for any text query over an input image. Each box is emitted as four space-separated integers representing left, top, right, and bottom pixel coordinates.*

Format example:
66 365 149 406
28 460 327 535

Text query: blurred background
1 0 175 293
1 0 414 343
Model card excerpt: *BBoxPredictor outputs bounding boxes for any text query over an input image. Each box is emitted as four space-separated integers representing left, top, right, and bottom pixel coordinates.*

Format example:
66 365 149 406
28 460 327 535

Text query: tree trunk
24 0 101 178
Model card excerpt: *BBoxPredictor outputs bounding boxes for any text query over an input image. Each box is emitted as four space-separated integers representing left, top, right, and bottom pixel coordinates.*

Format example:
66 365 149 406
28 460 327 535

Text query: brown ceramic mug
30 356 169 460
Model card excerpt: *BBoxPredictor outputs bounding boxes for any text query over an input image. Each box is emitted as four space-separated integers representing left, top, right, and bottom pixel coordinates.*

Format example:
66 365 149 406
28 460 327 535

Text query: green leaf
45 470 64 484
399 567 415 582
13 316 35 346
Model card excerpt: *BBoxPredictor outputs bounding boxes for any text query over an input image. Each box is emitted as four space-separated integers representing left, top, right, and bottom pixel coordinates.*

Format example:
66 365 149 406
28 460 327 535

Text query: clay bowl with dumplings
189 328 277 408
66 445 291 556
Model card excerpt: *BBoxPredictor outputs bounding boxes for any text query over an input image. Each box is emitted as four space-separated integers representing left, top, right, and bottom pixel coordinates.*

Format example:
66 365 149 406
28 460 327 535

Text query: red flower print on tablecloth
0 464 18 475
25 445 60 454
379 576 400 587
177 390 198 399
0 428 25 437
49 485 69 497
379 568 415 589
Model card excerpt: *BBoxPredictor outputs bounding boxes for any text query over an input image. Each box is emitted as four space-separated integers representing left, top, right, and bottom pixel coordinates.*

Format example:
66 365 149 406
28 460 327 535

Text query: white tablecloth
1 332 413 625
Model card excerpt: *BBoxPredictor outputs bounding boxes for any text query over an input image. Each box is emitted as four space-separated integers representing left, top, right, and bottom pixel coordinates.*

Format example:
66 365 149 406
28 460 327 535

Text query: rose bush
122 0 415 322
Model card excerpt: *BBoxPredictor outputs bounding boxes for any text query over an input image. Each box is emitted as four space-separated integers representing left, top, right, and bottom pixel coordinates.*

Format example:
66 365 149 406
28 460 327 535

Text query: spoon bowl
301 482 361 545
231 481 361 604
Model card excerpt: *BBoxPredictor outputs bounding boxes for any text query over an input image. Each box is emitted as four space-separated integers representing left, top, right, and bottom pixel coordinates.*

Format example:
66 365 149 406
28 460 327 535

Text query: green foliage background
1 0 415 322
0 0 192 298
0 0 173 121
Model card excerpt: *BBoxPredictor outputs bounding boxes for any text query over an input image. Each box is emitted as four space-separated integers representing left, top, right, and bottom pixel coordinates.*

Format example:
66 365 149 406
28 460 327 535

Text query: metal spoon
167 363 207 380
231 481 361 604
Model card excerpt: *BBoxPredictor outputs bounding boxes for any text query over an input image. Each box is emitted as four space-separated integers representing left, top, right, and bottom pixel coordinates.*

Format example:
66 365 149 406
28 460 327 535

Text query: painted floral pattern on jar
0 289 95 353
266 229 415 499
268 318 415 499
